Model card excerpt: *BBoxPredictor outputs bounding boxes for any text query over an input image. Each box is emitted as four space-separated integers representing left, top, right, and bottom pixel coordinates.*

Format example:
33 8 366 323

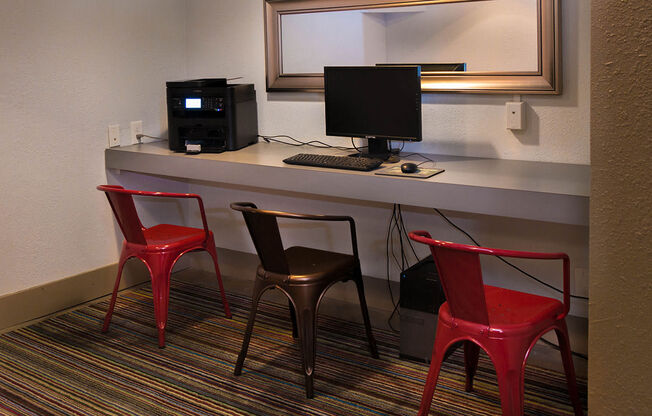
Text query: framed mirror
265 0 561 94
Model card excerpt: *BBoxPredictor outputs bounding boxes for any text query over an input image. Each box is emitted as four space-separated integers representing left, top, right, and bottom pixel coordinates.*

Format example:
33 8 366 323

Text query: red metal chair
97 185 231 348
408 231 583 416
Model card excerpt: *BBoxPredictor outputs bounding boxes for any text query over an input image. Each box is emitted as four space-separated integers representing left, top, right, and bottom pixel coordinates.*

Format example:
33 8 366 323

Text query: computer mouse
401 162 419 174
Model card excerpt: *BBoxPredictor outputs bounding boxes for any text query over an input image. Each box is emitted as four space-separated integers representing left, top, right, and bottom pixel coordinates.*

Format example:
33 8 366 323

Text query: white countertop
105 141 590 225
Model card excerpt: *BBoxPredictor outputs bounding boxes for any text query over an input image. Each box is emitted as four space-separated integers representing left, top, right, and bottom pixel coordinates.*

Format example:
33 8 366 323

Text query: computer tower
166 78 258 153
399 255 446 362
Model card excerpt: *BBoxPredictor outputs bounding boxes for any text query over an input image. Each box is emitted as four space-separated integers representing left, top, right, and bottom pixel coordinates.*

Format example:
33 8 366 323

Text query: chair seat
485 285 564 325
440 285 564 329
143 224 208 247
285 246 356 283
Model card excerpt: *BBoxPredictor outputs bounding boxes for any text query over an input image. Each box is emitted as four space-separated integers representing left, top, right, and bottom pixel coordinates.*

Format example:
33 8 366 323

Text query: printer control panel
169 97 225 112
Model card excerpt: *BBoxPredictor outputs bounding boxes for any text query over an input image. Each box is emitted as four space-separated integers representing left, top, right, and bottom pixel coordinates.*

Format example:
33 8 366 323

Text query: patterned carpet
0 281 587 415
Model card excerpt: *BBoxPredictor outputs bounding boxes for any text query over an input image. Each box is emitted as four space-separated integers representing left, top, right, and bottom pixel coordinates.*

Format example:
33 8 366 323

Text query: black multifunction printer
166 78 258 153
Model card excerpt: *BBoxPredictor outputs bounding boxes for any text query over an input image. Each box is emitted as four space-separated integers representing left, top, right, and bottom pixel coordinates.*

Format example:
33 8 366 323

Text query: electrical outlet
130 120 143 145
506 101 526 130
108 124 120 147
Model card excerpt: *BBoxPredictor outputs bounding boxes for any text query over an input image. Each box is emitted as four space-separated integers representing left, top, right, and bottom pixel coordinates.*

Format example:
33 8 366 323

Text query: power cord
401 152 435 167
539 336 588 360
385 204 421 332
432 208 589 301
431 207 589 360
350 138 368 153
135 134 162 143
258 134 360 152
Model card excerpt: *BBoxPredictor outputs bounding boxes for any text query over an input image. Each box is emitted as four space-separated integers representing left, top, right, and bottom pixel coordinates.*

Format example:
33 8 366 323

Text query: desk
105 141 589 226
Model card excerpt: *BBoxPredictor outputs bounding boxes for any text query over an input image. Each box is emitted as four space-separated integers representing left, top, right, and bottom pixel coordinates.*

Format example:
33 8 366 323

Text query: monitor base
348 138 400 163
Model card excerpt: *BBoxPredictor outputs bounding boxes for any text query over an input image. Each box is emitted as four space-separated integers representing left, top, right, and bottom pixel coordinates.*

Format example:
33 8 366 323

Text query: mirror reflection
280 0 538 74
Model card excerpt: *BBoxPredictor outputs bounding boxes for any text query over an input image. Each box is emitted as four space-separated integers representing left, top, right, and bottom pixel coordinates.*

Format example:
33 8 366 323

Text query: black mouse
400 162 419 174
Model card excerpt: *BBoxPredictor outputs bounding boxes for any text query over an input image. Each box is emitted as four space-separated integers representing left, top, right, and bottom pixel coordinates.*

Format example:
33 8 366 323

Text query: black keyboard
283 153 383 172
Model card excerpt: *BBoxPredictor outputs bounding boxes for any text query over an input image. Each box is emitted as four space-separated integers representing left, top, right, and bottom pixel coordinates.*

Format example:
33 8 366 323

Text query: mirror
265 0 561 94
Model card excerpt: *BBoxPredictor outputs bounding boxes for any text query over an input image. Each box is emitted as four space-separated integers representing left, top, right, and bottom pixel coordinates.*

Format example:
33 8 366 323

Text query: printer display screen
185 98 202 109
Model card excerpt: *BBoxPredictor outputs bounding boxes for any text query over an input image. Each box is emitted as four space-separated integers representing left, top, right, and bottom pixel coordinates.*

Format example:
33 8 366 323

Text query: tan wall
590 1 652 414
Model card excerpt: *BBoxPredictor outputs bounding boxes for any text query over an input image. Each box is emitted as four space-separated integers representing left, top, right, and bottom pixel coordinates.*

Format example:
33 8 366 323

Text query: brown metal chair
230 202 379 398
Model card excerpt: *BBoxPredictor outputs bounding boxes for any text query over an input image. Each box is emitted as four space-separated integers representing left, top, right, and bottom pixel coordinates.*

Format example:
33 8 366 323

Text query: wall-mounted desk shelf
105 141 589 226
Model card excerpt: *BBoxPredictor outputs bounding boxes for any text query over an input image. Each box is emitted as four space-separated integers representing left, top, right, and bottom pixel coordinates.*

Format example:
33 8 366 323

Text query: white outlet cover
130 120 143 145
108 124 120 147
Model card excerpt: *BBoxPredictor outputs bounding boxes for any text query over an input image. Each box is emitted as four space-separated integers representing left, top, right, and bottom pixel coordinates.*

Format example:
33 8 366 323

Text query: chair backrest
231 202 290 275
429 245 490 325
410 231 571 323
408 232 493 324
97 185 147 245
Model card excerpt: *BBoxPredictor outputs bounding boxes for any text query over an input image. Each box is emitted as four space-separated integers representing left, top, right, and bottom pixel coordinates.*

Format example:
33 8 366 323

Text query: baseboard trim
0 261 150 332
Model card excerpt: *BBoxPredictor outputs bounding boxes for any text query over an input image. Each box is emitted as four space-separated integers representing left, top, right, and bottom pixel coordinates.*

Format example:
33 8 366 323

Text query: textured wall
589 0 652 413
0 0 188 295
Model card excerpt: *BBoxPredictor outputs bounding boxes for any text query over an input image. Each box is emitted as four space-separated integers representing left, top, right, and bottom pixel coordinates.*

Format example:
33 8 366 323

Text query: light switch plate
506 102 526 130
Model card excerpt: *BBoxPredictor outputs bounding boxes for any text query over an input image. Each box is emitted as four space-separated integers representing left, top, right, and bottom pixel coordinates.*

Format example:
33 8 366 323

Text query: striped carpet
0 281 587 415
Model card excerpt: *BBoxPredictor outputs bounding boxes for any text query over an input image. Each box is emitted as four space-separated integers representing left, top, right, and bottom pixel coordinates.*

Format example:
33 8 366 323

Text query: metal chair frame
231 202 378 398
98 185 231 348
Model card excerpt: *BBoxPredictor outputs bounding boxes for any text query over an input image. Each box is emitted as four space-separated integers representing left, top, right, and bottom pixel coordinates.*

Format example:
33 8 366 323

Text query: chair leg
464 341 481 392
289 300 298 339
353 272 379 359
555 321 584 416
234 279 267 376
102 249 129 333
293 293 319 399
417 327 448 416
147 255 174 348
206 241 231 319
493 345 527 416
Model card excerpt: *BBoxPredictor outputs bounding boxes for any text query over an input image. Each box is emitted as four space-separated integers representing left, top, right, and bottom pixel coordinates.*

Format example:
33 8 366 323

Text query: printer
166 78 258 153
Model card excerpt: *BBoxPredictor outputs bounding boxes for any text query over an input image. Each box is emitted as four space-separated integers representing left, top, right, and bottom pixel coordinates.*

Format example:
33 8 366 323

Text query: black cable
432 208 589 301
257 134 355 151
386 205 400 332
350 138 368 153
539 337 588 360
401 152 435 167
398 205 420 261
385 204 425 333
432 207 590 360
389 140 406 154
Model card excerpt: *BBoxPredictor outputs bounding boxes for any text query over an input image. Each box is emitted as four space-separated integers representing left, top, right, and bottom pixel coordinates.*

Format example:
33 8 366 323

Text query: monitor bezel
324 65 423 144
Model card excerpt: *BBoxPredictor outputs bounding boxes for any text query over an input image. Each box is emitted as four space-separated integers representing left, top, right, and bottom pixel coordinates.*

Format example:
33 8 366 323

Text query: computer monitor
324 66 422 160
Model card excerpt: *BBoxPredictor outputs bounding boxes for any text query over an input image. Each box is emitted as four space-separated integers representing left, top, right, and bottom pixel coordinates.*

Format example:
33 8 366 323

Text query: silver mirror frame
264 0 561 94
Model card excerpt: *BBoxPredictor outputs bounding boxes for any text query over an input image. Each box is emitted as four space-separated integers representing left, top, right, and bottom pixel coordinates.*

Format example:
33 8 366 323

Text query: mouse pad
374 166 445 179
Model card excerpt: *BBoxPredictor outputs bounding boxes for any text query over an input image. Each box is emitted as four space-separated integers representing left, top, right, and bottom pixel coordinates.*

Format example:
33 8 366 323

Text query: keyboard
283 153 383 172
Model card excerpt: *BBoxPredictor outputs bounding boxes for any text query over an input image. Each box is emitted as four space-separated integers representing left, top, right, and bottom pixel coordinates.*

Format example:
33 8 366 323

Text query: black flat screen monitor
324 66 422 160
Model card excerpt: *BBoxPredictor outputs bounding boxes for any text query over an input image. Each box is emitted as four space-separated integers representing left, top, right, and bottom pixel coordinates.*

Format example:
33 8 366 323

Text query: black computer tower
166 78 258 153
399 255 446 362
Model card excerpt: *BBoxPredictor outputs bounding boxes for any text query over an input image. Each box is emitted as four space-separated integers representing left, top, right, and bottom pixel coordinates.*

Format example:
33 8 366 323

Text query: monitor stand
349 138 400 163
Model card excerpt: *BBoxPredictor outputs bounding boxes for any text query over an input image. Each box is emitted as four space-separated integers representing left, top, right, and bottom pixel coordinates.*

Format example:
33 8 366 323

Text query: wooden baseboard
0 261 150 332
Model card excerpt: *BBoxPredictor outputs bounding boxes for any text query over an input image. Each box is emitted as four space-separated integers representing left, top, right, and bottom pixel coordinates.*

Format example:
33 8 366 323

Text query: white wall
0 0 188 295
280 0 537 74
384 0 538 71
183 0 590 317
0 0 591 320
187 0 590 164
281 11 387 73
